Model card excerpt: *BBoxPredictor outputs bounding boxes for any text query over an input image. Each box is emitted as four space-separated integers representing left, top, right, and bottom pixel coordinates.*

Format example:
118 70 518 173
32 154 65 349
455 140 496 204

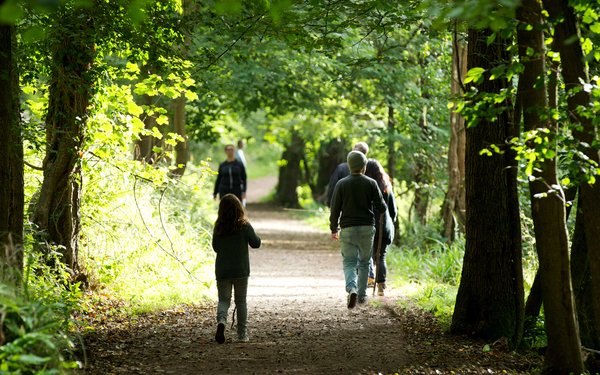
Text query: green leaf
464 67 485 84
127 101 143 117
156 115 169 125
590 22 600 34
13 354 50 365
151 126 163 139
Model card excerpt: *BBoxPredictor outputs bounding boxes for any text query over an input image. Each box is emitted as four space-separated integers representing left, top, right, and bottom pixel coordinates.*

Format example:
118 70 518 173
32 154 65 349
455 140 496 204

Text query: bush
79 158 216 312
0 250 82 374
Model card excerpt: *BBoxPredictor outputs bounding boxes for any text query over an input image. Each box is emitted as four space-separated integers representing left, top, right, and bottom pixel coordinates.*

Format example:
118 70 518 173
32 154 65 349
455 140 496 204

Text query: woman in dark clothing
365 160 397 296
213 144 247 201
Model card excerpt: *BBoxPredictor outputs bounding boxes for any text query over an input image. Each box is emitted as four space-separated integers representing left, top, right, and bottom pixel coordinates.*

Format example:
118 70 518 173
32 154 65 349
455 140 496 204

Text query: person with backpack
329 151 387 308
213 194 261 343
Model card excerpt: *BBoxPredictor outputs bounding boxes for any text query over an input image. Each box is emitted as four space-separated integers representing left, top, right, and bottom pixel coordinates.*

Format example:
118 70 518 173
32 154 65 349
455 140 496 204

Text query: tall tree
31 4 97 274
451 28 524 345
441 31 467 241
0 6 24 279
517 0 584 372
543 0 600 360
275 130 304 208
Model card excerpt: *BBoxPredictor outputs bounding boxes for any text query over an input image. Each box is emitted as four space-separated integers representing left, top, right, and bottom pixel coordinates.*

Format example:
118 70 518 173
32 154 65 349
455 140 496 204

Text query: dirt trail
82 176 541 374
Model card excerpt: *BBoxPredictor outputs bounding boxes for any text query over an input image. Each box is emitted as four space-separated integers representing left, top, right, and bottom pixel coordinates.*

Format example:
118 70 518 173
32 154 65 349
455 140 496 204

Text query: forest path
82 177 541 374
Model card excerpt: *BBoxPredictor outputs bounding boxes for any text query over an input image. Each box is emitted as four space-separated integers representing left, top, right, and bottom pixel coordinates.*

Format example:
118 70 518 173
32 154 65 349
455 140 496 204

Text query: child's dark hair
214 194 248 236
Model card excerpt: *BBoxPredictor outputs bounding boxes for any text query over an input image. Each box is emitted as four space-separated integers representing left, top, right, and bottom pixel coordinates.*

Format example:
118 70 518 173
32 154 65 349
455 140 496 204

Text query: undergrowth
79 158 217 313
0 248 82 373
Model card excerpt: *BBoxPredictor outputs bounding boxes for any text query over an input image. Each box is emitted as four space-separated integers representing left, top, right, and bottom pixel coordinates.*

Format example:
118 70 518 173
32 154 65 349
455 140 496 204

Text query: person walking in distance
330 151 387 308
214 144 247 202
326 142 370 207
213 194 261 343
365 160 397 296
235 139 247 169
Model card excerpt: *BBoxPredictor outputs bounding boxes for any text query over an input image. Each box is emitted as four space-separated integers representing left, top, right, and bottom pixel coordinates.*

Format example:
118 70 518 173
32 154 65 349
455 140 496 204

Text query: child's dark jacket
213 223 261 280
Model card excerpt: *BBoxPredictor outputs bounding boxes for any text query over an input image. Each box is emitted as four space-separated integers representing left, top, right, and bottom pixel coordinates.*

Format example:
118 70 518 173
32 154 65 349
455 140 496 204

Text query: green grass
386 239 464 329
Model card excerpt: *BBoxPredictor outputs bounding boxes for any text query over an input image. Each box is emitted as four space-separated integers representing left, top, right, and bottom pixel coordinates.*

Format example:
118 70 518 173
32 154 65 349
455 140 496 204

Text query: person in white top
235 140 247 168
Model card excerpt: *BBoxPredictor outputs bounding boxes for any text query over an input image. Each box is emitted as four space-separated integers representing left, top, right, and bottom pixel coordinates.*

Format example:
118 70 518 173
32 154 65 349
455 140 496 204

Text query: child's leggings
216 277 248 337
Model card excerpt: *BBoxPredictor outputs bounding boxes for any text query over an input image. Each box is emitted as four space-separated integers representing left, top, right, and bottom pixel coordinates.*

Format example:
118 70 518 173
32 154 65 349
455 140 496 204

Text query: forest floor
79 176 542 374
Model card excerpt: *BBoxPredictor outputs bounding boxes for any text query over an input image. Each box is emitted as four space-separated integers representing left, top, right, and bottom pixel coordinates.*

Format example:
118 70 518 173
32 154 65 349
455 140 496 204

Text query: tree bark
543 1 600 363
170 95 188 177
134 92 163 164
517 1 584 372
315 138 346 202
451 28 524 346
412 105 429 225
275 131 303 208
387 105 396 182
31 6 95 275
0 15 24 279
571 196 600 371
442 34 467 241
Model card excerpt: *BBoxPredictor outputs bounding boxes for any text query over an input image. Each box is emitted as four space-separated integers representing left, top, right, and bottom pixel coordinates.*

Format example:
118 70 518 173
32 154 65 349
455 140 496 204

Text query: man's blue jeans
216 277 248 339
339 225 375 300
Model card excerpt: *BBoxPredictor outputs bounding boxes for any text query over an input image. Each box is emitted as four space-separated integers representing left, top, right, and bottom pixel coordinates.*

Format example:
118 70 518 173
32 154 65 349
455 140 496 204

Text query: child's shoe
377 283 386 296
215 322 225 344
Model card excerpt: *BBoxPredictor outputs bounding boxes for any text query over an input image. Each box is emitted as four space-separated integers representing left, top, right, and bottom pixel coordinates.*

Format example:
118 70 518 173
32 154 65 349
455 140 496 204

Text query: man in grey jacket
329 151 387 308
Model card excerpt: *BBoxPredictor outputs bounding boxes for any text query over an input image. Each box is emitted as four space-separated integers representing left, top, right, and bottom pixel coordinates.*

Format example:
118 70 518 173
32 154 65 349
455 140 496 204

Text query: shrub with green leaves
0 250 82 373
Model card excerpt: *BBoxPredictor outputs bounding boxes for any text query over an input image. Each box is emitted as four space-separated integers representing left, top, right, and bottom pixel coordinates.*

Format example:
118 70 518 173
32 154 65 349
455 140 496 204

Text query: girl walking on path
365 160 397 296
212 194 261 343
214 144 247 202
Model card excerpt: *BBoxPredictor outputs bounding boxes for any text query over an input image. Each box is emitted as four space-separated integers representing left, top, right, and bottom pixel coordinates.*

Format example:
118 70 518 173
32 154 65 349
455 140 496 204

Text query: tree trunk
387 105 396 182
442 34 467 241
134 92 163 164
451 28 524 346
525 185 577 322
315 138 346 202
169 0 191 177
275 131 303 208
523 46 564 326
412 105 429 225
0 16 24 280
517 1 584 372
31 6 95 275
170 95 188 177
543 1 600 363
571 196 600 371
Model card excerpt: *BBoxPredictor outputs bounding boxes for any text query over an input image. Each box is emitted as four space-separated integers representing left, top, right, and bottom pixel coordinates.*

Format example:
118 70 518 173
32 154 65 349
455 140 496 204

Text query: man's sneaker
347 292 357 309
358 295 367 304
215 322 225 344
377 283 386 296
368 277 375 287
238 334 249 343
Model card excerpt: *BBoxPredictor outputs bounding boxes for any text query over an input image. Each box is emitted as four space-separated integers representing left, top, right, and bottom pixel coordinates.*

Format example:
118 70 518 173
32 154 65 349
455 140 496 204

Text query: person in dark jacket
330 151 387 308
213 194 261 343
365 160 397 296
326 142 371 207
326 141 381 286
214 144 247 201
